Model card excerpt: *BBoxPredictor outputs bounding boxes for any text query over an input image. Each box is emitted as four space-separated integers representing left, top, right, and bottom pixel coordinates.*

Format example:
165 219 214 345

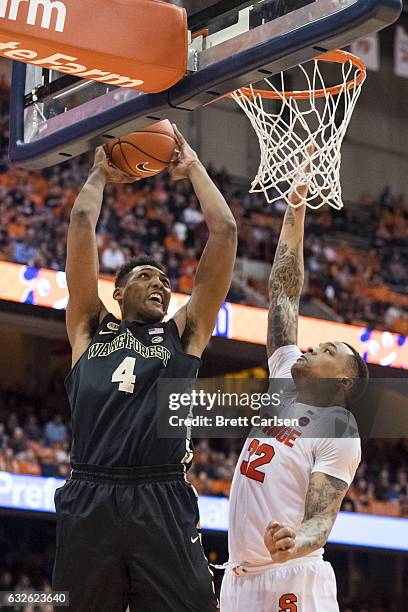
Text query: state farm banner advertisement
0 0 187 92
0 261 407 369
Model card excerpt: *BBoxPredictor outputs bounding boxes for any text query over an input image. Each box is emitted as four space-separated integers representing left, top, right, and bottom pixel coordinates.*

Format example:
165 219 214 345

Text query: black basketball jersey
65 313 201 467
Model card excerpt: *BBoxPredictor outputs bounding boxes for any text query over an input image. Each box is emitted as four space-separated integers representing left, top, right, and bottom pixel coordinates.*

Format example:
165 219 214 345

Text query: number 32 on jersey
240 438 275 483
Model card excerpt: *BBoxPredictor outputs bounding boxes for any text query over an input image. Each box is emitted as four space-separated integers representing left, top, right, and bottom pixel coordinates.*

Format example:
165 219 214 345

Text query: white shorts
220 560 339 612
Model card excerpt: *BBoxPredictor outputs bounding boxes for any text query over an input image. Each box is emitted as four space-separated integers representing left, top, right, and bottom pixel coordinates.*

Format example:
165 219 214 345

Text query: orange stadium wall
0 261 406 369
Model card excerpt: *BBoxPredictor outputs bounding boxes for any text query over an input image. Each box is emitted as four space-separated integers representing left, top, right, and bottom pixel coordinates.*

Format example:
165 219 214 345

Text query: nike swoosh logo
135 162 162 174
191 536 200 544
99 330 114 335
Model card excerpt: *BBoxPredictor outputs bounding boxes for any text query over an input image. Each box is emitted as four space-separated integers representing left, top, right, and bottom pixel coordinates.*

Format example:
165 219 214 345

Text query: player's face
118 265 172 322
291 341 354 379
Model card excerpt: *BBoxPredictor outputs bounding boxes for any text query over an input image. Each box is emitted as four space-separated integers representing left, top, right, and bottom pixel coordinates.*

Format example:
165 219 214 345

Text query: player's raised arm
170 125 237 358
264 471 348 563
267 151 313 358
66 147 135 366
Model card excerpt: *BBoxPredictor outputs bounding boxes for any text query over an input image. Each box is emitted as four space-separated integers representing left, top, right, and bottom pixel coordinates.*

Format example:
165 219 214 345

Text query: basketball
104 119 177 179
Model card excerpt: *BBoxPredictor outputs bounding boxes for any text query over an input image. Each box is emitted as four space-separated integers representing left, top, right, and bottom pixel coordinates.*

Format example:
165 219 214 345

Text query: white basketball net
231 52 366 210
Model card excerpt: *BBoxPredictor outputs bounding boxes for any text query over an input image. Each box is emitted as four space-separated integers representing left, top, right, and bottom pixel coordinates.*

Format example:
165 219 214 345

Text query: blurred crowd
0 572 53 612
1 385 408 518
343 438 408 517
302 191 408 334
0 385 71 482
0 73 407 334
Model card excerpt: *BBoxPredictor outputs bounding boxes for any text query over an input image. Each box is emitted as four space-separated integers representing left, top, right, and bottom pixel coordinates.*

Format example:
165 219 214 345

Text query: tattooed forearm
267 238 304 356
293 473 348 557
269 242 304 301
285 207 296 227
264 473 348 563
304 473 348 519
267 203 305 357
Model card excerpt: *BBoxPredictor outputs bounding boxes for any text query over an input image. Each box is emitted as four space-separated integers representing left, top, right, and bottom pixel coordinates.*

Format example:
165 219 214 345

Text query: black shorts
52 464 218 612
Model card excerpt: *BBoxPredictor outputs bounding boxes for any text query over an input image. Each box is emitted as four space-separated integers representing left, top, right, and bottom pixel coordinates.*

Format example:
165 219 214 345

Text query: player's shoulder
311 434 361 487
311 430 361 464
313 406 360 439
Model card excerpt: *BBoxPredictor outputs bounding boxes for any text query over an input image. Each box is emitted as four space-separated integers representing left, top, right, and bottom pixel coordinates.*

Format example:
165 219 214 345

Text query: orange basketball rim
217 49 367 211
228 50 366 101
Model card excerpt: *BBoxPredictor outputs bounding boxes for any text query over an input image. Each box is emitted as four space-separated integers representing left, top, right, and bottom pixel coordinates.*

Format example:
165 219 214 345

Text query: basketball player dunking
221 161 369 611
52 126 237 611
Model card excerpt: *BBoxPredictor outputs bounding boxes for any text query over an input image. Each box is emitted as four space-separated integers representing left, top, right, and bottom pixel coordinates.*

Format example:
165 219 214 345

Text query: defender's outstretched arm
171 126 237 357
267 205 305 358
267 153 313 358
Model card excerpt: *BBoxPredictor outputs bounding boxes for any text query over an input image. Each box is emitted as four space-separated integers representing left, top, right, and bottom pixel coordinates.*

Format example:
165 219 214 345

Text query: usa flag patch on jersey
149 328 164 335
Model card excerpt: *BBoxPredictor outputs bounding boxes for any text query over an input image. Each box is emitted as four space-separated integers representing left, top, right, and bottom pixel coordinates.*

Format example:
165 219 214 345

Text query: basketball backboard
9 0 402 168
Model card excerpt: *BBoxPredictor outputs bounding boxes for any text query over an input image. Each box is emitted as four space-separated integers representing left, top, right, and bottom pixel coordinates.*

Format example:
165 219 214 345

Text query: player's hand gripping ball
92 147 137 183
264 521 297 563
168 124 201 181
104 119 177 180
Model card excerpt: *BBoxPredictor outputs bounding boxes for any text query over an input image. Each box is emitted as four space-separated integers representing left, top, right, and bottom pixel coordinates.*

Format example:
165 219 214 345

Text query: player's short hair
115 256 165 288
343 342 369 403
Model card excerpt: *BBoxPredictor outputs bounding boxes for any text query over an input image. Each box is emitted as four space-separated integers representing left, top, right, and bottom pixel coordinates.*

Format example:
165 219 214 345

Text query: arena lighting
0 261 406 369
0 472 407 551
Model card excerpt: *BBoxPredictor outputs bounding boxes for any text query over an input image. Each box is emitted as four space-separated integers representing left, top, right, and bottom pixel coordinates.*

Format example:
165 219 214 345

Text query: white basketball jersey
228 345 361 568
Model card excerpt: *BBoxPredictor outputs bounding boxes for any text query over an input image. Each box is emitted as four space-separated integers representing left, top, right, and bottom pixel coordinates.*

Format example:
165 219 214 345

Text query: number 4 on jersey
112 357 136 394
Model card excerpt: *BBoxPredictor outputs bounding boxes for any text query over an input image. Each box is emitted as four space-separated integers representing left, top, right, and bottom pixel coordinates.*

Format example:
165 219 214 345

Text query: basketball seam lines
117 141 137 176
120 138 174 165
140 130 176 141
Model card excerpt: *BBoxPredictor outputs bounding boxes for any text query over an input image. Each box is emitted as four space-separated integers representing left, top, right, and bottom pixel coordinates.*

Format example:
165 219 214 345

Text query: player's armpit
66 305 106 369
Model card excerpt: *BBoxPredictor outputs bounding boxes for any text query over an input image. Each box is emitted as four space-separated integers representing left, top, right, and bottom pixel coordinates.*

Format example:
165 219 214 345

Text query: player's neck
122 309 164 326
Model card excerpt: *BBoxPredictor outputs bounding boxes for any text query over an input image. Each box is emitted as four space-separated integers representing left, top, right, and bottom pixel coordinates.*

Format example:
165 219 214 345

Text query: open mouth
148 293 163 306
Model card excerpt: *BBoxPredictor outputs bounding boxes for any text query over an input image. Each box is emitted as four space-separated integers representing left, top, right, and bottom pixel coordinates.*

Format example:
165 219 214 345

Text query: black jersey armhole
65 313 119 388
167 318 202 366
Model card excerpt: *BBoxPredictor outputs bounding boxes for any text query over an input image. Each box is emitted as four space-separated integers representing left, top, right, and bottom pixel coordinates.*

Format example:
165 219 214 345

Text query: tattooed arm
267 205 305 358
267 150 313 358
264 472 348 563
